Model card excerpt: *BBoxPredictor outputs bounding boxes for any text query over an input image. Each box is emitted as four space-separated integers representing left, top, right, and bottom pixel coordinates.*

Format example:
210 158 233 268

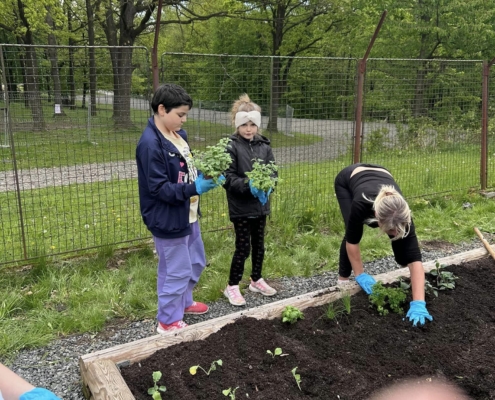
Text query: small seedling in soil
189 359 223 376
430 260 458 291
245 159 279 191
369 281 407 316
222 387 239 399
148 371 166 400
192 138 232 183
341 292 352 315
267 347 288 358
282 306 304 324
291 367 302 391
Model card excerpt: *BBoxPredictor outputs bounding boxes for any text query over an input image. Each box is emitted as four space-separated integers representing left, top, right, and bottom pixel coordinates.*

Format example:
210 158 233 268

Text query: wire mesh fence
0 46 492 265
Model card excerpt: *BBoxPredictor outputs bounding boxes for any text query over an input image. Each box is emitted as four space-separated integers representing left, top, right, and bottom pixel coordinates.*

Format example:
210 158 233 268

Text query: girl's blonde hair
230 94 262 134
364 185 411 241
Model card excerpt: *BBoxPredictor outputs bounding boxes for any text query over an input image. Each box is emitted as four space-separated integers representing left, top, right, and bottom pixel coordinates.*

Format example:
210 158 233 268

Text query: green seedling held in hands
189 359 223 376
222 387 239 399
282 306 304 324
193 138 232 184
369 281 407 316
148 371 166 400
291 367 302 391
267 347 288 358
245 159 279 191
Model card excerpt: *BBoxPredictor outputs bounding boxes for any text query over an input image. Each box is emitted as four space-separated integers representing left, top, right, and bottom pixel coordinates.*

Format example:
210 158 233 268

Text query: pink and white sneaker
249 278 277 296
157 320 188 333
224 285 246 306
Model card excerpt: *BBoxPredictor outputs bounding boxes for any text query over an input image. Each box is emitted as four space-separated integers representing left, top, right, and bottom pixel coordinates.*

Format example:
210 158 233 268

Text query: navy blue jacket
136 117 199 239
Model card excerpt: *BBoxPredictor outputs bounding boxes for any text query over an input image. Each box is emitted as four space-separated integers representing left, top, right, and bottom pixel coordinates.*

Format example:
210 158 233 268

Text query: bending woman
334 163 433 326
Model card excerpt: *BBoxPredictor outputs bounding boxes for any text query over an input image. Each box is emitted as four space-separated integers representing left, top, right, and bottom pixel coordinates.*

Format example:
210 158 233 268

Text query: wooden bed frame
79 246 491 399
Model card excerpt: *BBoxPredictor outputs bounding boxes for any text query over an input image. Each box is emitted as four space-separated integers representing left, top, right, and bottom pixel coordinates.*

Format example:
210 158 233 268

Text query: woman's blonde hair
364 185 411 241
230 94 262 134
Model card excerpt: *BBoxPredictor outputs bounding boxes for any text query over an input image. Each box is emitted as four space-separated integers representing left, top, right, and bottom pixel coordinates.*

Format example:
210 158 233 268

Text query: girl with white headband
222 94 278 306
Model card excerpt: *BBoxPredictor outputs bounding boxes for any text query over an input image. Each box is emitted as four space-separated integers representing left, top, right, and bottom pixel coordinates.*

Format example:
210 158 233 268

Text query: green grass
0 101 321 171
1 185 495 358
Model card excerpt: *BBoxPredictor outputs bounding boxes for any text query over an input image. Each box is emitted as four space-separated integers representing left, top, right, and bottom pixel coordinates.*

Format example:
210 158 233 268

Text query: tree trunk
85 0 97 116
46 12 65 116
108 45 133 128
67 6 76 110
413 61 427 117
24 45 45 130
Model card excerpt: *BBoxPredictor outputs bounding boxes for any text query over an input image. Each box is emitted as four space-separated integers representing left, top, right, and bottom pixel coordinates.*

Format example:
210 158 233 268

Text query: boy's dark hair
151 83 193 113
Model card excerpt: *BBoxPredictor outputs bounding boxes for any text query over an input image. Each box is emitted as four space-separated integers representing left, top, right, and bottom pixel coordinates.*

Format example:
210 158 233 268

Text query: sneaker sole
184 309 209 315
248 285 277 296
224 290 246 306
157 325 185 334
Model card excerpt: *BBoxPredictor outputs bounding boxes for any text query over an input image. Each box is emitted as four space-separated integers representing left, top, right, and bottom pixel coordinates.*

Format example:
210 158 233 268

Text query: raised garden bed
79 248 495 399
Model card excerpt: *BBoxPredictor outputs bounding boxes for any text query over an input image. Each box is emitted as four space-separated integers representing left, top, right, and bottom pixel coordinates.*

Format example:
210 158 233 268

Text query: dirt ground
121 258 495 399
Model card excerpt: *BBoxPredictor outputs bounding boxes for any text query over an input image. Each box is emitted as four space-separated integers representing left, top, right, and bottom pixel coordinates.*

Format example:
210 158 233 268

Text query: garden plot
79 247 495 399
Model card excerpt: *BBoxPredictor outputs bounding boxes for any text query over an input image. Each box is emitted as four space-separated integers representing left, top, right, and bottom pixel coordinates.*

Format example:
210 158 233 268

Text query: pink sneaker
224 285 246 306
157 320 188 333
249 278 277 296
184 301 209 315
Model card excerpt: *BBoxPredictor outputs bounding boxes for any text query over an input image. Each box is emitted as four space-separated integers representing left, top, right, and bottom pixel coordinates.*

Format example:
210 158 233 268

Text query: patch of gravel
3 239 487 399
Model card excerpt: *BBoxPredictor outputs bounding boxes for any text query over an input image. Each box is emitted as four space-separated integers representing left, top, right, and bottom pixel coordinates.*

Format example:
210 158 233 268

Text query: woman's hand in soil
355 273 377 295
406 300 433 326
195 174 218 195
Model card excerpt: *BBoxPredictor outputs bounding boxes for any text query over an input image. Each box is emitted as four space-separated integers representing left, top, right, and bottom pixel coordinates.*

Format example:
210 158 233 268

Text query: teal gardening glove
195 174 218 195
406 300 433 326
249 180 268 205
355 272 377 295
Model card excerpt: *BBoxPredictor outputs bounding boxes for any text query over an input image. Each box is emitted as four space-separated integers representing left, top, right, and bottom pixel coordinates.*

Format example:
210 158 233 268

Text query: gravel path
2 239 486 399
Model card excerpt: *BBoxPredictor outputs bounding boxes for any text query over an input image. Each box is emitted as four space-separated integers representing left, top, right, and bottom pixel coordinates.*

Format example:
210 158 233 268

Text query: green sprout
369 281 407 316
266 347 288 358
192 138 232 183
282 306 305 324
189 359 223 376
147 371 166 400
291 367 302 391
222 387 239 399
245 159 279 191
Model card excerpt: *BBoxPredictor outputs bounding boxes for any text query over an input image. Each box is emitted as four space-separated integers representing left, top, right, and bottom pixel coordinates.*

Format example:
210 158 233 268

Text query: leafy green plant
369 282 407 316
189 359 223 376
341 292 352 315
192 138 232 183
148 371 166 400
429 260 458 291
245 159 279 191
291 367 302 391
282 306 304 324
222 387 239 399
267 347 288 358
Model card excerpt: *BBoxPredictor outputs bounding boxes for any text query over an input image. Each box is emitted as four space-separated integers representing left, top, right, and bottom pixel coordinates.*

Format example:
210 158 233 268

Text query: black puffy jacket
223 133 276 220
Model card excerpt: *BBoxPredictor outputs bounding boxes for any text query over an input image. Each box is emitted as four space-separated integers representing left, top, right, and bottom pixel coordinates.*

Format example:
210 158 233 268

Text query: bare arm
346 242 365 276
408 261 425 301
0 362 34 400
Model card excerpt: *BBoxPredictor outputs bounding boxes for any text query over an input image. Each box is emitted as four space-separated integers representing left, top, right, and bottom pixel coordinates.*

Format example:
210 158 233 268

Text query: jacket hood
229 133 271 145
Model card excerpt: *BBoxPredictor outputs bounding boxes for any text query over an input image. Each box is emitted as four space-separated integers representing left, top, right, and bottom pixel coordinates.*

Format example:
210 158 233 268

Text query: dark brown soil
121 258 495 399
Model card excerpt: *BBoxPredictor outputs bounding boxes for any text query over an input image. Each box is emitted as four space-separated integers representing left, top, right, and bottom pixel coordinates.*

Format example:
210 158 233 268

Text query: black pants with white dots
228 216 267 286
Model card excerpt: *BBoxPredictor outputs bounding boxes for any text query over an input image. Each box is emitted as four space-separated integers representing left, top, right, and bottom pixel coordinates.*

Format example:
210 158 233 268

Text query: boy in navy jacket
136 83 222 332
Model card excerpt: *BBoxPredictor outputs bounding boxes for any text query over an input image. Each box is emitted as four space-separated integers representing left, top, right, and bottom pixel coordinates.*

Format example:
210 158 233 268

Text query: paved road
0 100 398 192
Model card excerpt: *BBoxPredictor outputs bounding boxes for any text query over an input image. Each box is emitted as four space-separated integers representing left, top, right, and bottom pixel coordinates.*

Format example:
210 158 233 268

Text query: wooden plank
80 359 134 400
79 246 492 399
474 227 495 260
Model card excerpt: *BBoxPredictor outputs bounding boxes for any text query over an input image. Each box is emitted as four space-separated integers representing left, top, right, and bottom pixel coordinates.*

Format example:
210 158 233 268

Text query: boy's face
157 104 190 133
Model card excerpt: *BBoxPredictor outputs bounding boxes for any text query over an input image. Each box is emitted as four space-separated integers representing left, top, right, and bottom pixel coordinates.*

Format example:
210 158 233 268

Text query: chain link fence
0 46 492 265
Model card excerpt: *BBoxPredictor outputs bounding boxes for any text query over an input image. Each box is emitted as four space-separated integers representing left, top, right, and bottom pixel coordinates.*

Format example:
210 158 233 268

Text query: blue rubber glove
249 180 267 204
355 273 377 295
194 174 217 195
216 174 226 185
406 300 433 327
267 187 273 197
20 388 61 400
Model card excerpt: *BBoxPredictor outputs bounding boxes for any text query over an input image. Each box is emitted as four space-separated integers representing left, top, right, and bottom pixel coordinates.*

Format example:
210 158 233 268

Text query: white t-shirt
161 131 199 223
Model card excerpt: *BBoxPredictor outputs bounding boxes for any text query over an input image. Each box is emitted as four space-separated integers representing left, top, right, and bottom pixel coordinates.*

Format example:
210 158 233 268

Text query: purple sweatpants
153 221 206 324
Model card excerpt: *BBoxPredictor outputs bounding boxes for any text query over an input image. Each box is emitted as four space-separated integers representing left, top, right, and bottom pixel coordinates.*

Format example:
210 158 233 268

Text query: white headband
235 111 261 129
